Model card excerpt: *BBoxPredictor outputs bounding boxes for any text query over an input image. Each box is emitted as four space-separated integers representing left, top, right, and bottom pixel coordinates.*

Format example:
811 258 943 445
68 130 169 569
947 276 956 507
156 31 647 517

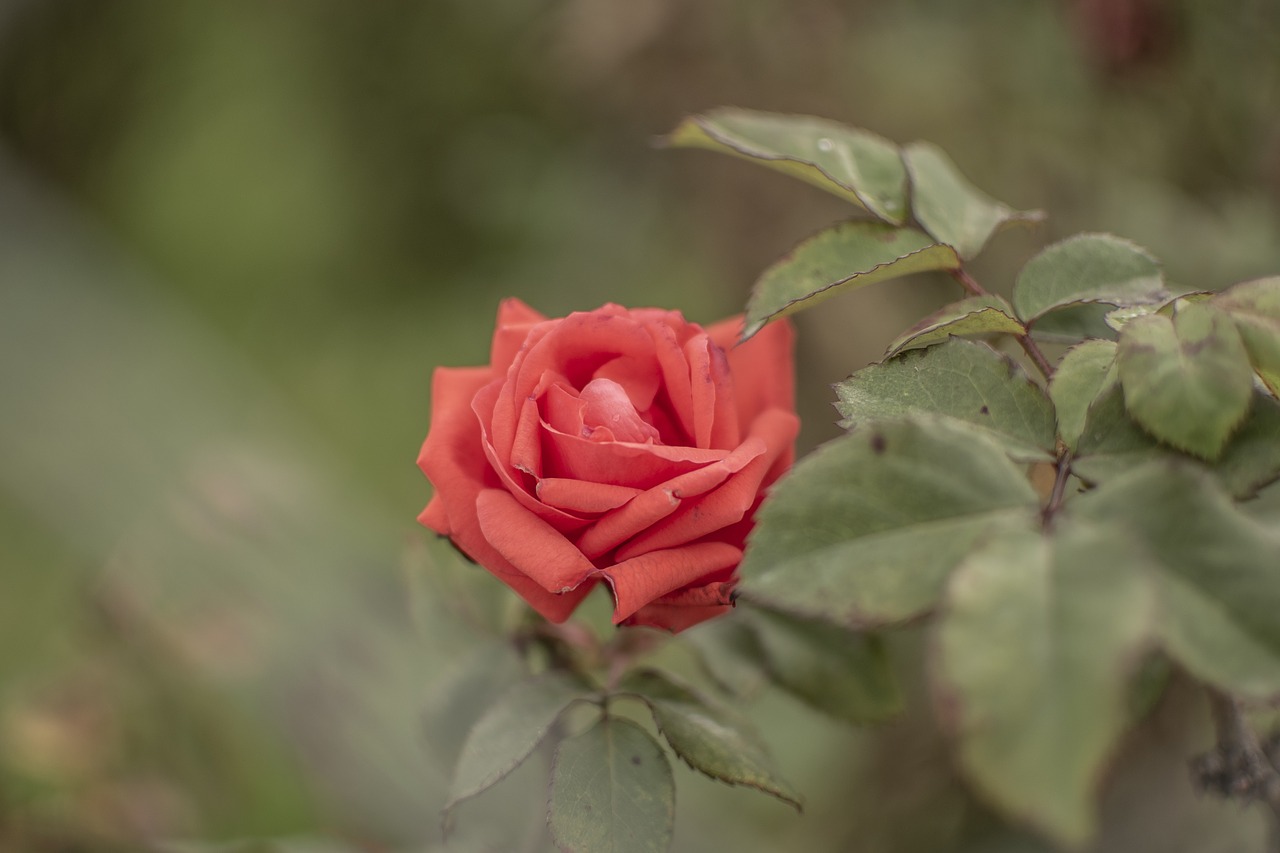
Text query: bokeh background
2 0 1280 850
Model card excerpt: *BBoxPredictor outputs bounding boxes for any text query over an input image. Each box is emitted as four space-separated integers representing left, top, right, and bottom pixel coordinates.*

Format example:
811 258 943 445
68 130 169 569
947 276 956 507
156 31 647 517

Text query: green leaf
664 108 908 222
617 668 802 810
743 221 959 340
548 715 674 853
746 609 901 724
1074 385 1280 499
935 522 1153 845
883 294 1025 358
1212 276 1280 395
1076 464 1280 699
903 141 1042 259
835 338 1057 461
1012 234 1167 325
1116 301 1254 459
739 417 1040 628
681 615 769 698
446 671 593 815
1049 340 1118 451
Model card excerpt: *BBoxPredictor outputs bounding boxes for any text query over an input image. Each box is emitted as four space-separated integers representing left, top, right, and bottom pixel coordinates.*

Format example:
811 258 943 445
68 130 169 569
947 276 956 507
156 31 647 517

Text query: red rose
417 300 798 632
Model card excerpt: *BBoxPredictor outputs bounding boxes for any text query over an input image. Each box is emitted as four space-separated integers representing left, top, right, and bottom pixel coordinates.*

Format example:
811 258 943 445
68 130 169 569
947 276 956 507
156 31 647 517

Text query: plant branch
1040 448 1074 528
1192 689 1280 852
948 266 1055 381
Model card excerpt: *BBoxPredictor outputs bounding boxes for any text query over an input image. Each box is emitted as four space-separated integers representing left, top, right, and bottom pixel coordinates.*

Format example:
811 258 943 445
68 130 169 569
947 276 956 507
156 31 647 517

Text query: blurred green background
2 0 1279 850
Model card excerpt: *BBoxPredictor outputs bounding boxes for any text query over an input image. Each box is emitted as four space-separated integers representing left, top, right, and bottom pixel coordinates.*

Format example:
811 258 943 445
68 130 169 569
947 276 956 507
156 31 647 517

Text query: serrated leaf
664 108 909 222
1116 302 1254 459
835 338 1057 461
1049 340 1118 451
746 609 901 724
935 522 1153 845
884 294 1025 358
548 716 674 853
1025 302 1117 344
1076 464 1280 699
1012 233 1167 325
743 221 958 340
1073 385 1280 499
617 668 802 810
446 672 594 815
903 141 1042 259
1213 276 1280 395
739 417 1040 628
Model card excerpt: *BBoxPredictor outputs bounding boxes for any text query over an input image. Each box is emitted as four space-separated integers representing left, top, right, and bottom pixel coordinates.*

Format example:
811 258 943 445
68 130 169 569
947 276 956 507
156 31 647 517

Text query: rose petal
473 381 591 534
614 408 799 560
514 312 656 398
603 542 742 623
490 298 548 373
541 425 730 489
575 437 765 558
417 366 500 542
580 378 661 443
593 355 661 412
707 315 795 424
684 333 740 450
649 319 696 443
476 489 599 593
536 479 642 514
622 583 735 632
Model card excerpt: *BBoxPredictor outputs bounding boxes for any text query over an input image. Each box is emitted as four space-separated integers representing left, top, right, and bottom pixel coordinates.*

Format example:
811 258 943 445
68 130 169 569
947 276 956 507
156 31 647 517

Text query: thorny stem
1192 689 1280 853
948 266 1056 381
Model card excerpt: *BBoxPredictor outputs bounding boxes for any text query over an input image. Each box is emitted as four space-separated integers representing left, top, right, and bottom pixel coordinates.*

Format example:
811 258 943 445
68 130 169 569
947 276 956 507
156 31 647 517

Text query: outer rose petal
623 582 736 632
490 298 547 374
706 315 795 426
417 365 593 622
603 542 742 623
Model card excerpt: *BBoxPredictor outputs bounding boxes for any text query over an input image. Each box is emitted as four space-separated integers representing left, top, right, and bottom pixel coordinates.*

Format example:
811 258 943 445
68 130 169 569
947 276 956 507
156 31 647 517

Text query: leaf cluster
669 109 1280 846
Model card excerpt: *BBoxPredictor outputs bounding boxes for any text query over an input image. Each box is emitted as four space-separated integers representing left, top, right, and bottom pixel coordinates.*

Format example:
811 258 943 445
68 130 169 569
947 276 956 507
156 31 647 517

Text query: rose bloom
417 299 798 632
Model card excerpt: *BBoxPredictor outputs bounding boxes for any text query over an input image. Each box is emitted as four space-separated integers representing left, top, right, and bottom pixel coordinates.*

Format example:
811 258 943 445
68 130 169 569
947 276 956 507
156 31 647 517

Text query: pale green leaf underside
744 221 958 340
1073 385 1280 499
739 416 1040 627
903 141 1042 259
1049 339 1118 451
549 716 674 853
937 522 1152 845
746 609 901 724
1116 302 1254 460
664 108 908 222
1076 464 1280 699
1013 233 1167 325
1213 276 1280 396
618 668 802 810
835 338 1057 460
681 615 770 699
446 672 591 812
884 294 1025 358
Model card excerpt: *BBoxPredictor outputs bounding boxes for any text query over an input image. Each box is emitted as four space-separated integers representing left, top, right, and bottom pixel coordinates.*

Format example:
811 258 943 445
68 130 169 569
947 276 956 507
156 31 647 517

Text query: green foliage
746 610 901 724
902 141 1042 259
1212 276 1280 396
618 668 802 810
936 522 1153 844
445 672 593 817
664 108 908 222
739 417 1039 627
1049 339 1118 451
669 107 1280 849
743 221 958 340
1115 301 1254 459
834 339 1057 460
883 294 1025 358
548 715 675 853
1012 233 1167 326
